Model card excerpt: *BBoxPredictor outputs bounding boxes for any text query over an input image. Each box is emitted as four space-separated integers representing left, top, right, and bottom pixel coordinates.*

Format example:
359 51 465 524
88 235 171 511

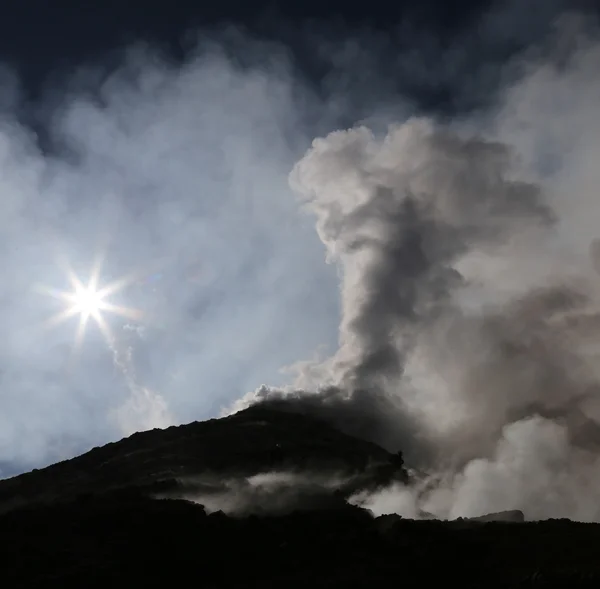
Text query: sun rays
37 252 144 356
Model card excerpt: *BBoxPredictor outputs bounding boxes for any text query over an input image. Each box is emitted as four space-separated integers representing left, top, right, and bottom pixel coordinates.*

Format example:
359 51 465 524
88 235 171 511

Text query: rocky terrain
2 404 600 588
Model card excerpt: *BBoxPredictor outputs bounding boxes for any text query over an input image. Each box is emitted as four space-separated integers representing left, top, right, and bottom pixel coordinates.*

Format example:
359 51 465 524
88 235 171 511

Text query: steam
235 15 600 521
0 35 338 476
108 330 173 435
1 0 599 523
167 470 353 516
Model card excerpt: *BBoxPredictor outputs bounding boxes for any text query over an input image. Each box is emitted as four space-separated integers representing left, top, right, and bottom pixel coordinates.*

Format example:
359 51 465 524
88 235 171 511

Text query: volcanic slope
0 404 405 513
2 405 600 588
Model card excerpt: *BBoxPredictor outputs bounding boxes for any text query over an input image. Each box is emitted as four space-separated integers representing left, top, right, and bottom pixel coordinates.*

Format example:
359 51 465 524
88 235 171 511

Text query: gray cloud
236 121 555 459
235 11 600 521
2 0 597 529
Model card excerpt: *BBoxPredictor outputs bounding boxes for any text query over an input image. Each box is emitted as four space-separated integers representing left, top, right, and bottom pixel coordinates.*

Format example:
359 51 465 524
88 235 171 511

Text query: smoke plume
234 13 600 521
108 330 173 435
1 0 599 522
163 470 354 516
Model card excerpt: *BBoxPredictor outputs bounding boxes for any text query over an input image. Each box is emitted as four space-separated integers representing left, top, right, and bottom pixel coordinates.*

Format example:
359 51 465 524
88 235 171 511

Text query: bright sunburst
68 282 107 320
38 253 144 354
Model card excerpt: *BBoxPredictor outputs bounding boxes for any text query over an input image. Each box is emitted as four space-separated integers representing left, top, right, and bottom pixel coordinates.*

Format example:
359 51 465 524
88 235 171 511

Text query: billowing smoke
5 0 572 478
161 470 354 516
2 0 599 522
233 14 600 521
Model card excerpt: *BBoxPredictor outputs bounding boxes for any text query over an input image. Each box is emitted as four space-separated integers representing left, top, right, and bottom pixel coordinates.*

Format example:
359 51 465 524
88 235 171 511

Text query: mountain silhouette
1 404 600 588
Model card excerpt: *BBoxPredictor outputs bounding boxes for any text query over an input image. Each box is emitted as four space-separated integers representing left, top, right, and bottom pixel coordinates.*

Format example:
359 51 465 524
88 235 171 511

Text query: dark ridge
2 404 600 586
0 404 404 512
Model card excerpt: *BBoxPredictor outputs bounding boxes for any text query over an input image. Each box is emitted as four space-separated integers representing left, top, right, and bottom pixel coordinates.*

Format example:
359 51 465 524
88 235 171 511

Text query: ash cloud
236 121 557 462
234 10 600 521
2 0 600 523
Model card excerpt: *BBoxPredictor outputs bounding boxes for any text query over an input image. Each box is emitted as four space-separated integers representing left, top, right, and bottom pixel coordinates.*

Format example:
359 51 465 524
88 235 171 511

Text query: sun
37 253 144 354
68 284 107 320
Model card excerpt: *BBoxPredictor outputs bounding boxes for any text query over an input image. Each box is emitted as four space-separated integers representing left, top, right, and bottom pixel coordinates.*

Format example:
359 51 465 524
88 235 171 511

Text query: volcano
1 404 600 588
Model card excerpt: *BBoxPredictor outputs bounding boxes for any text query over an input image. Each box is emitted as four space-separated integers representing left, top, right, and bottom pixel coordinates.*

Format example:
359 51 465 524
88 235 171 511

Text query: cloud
235 11 600 521
235 119 556 459
0 34 340 474
170 470 353 516
1 0 597 524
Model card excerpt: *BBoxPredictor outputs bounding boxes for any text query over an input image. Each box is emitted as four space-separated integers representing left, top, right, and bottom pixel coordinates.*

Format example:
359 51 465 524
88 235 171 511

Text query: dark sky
0 1 488 93
1 0 582 147
0 0 594 128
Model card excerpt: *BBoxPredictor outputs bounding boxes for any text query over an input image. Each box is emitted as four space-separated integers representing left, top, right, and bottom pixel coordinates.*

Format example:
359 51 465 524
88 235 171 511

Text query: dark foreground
2 494 600 588
1 405 599 587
